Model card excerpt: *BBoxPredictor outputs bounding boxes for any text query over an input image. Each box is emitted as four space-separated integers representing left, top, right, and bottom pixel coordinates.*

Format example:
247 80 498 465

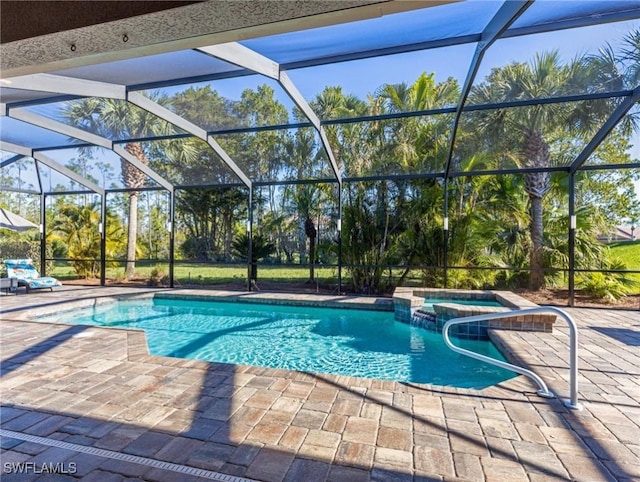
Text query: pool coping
2 286 638 481
12 289 395 322
392 287 557 334
10 288 529 397
154 291 395 311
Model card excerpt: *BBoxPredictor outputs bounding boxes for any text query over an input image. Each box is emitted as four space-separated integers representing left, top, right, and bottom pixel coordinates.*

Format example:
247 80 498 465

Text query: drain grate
1 429 256 482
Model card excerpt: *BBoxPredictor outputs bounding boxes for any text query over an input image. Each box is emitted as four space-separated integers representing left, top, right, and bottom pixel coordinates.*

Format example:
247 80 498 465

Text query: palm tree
311 86 369 177
232 233 276 282
63 95 177 278
293 184 320 282
620 28 640 89
468 51 615 290
370 75 458 287
51 202 125 278
606 28 640 135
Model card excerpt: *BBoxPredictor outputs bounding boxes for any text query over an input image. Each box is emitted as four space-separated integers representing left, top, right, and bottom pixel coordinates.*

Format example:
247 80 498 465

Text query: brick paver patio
1 286 638 481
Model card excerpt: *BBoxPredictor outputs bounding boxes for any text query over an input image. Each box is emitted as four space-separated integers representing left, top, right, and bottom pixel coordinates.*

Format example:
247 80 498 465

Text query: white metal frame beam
1 140 104 194
1 73 127 99
127 91 252 188
443 0 532 179
7 107 174 192
33 152 105 196
196 43 343 184
1 74 172 191
10 108 111 148
0 140 32 157
198 44 279 80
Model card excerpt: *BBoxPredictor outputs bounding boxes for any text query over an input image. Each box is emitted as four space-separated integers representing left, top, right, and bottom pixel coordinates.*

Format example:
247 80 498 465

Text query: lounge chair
4 258 62 293
0 277 18 294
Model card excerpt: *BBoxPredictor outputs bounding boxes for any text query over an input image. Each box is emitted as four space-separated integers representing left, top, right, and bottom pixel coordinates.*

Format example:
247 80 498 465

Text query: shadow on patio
1 296 637 481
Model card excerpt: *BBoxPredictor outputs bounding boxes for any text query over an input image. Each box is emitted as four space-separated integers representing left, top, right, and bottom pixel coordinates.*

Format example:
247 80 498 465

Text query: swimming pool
37 298 516 389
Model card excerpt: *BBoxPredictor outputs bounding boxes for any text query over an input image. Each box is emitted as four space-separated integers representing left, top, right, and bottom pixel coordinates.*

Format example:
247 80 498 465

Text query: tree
63 95 176 279
176 187 246 261
51 202 125 278
311 86 369 178
67 152 100 206
140 191 170 260
619 28 640 94
375 73 459 174
468 51 616 290
293 184 320 281
168 85 290 264
234 85 290 182
167 85 241 186
367 76 457 288
232 233 276 282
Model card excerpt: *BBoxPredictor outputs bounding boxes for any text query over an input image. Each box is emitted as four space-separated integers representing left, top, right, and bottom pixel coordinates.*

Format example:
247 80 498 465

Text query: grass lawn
51 245 639 296
52 261 339 285
609 240 640 268
609 240 640 285
172 264 338 285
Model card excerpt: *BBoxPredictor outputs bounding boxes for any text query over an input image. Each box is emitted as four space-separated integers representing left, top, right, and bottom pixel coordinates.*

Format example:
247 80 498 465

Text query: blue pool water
423 298 503 312
38 298 516 389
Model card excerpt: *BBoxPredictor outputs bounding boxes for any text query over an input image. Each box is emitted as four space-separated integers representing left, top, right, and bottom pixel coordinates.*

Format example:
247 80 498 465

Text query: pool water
423 298 503 312
38 298 516 389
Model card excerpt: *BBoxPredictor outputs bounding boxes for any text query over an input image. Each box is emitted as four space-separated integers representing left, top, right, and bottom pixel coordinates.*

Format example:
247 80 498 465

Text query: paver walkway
1 286 638 481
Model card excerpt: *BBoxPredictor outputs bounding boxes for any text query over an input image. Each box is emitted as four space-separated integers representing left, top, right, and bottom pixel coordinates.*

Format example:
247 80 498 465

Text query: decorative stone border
154 291 395 312
393 287 556 339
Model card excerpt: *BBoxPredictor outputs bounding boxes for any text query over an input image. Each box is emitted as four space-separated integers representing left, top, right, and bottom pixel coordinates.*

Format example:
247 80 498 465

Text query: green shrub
577 257 637 303
148 267 169 287
577 272 632 302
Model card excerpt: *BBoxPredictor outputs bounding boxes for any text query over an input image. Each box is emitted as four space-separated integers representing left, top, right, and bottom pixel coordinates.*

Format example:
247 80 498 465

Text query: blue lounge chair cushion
4 258 62 291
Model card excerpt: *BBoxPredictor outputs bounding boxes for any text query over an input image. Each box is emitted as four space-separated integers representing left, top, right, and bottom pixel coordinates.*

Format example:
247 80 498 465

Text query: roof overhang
0 0 454 78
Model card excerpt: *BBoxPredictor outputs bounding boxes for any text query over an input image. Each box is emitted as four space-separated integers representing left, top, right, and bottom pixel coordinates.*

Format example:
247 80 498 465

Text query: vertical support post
564 307 581 409
40 192 46 276
247 187 253 291
568 173 576 307
338 184 343 295
35 162 46 275
100 194 107 286
169 190 175 288
443 180 449 288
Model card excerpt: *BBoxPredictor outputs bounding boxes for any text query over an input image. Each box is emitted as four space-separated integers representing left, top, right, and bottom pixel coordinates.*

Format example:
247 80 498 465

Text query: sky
3 13 640 199
152 16 640 204
171 18 640 199
194 20 639 104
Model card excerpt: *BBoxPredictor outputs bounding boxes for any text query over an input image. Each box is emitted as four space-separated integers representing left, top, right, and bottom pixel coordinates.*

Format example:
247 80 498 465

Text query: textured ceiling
0 0 446 78
0 1 203 43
